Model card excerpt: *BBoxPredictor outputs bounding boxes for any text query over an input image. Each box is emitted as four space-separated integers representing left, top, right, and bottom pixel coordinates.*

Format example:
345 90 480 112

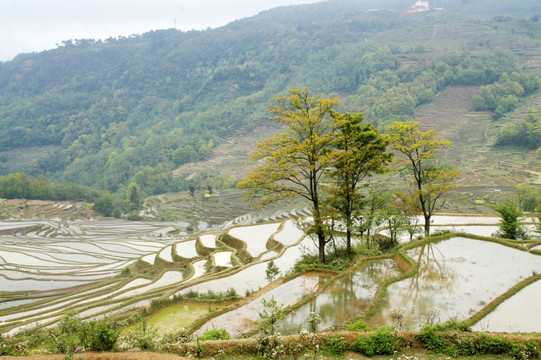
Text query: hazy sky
0 0 322 61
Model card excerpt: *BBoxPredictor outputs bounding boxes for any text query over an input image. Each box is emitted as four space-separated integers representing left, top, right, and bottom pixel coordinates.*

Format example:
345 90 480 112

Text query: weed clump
346 318 371 332
416 321 540 359
324 335 347 355
352 326 405 356
198 328 231 341
46 312 119 356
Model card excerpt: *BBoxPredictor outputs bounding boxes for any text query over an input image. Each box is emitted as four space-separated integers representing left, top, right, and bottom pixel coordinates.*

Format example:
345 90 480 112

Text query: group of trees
496 108 541 150
472 72 541 119
240 88 459 263
0 172 144 218
0 173 99 202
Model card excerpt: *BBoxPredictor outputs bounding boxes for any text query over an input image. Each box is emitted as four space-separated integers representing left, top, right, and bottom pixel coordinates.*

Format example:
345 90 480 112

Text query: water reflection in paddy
473 279 541 332
196 274 326 337
274 219 305 246
279 259 401 334
175 236 317 296
368 237 541 330
175 240 198 259
0 275 87 292
229 223 281 257
0 298 39 310
199 234 216 248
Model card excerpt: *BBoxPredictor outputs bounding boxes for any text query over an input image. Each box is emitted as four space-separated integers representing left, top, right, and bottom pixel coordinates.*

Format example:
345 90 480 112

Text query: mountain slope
0 0 540 197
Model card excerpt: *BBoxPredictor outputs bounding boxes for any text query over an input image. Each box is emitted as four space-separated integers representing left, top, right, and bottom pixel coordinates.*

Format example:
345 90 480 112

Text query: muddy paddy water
279 259 401 334
146 302 226 334
367 237 541 330
196 273 326 337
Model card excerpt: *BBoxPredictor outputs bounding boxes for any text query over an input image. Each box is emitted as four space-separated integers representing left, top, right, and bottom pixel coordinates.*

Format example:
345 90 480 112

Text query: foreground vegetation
2 306 539 360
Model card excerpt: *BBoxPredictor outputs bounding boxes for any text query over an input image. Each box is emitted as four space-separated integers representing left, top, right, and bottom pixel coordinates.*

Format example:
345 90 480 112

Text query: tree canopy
239 88 337 263
387 121 460 235
328 110 392 254
240 88 394 262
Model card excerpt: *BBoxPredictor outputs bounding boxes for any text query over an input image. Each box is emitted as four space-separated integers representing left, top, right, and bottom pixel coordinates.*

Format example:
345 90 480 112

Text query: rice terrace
1 0 541 359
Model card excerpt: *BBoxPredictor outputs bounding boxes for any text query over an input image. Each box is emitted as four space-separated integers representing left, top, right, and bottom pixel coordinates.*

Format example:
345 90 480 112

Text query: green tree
329 110 392 255
94 190 114 216
535 204 541 237
516 184 541 212
395 192 423 241
472 94 487 110
125 182 142 211
188 184 196 198
265 260 280 284
0 173 31 199
238 88 337 263
489 198 526 239
377 199 409 247
387 122 460 236
358 186 390 242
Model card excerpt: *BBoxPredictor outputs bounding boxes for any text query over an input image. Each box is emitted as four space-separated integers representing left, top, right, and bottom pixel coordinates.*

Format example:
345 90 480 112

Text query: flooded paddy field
279 259 401 334
1 213 540 337
196 273 326 337
367 237 541 331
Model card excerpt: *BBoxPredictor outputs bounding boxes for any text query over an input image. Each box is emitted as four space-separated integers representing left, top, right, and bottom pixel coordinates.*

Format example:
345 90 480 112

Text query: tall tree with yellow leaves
238 88 337 263
387 121 460 236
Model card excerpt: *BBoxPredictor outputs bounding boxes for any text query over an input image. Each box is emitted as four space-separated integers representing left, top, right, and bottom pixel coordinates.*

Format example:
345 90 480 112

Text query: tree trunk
317 230 326 263
424 214 431 236
346 216 352 256
312 201 326 263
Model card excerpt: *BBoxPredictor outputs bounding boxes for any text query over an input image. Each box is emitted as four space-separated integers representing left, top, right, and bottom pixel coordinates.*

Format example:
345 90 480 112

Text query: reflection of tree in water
387 243 457 326
312 260 400 328
278 260 400 332
406 243 456 299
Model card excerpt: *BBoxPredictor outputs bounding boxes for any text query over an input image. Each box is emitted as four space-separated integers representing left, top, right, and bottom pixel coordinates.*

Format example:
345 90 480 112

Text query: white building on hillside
410 1 430 12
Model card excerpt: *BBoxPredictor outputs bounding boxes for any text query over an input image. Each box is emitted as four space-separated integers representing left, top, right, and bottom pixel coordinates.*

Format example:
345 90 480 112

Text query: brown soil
5 199 94 220
0 352 188 360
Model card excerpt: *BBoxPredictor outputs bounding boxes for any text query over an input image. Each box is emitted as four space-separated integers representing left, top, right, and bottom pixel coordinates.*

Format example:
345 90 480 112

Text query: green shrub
352 326 404 356
430 229 452 237
256 297 287 359
294 248 355 272
87 317 119 352
417 321 473 355
417 323 448 353
434 319 472 332
198 328 231 341
122 320 159 351
474 333 514 354
324 335 347 355
509 339 541 360
159 328 192 353
0 335 15 356
346 319 371 332
47 312 83 354
455 335 476 356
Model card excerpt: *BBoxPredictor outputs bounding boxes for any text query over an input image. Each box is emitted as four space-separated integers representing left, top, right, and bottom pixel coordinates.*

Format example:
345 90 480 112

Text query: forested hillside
0 0 540 201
